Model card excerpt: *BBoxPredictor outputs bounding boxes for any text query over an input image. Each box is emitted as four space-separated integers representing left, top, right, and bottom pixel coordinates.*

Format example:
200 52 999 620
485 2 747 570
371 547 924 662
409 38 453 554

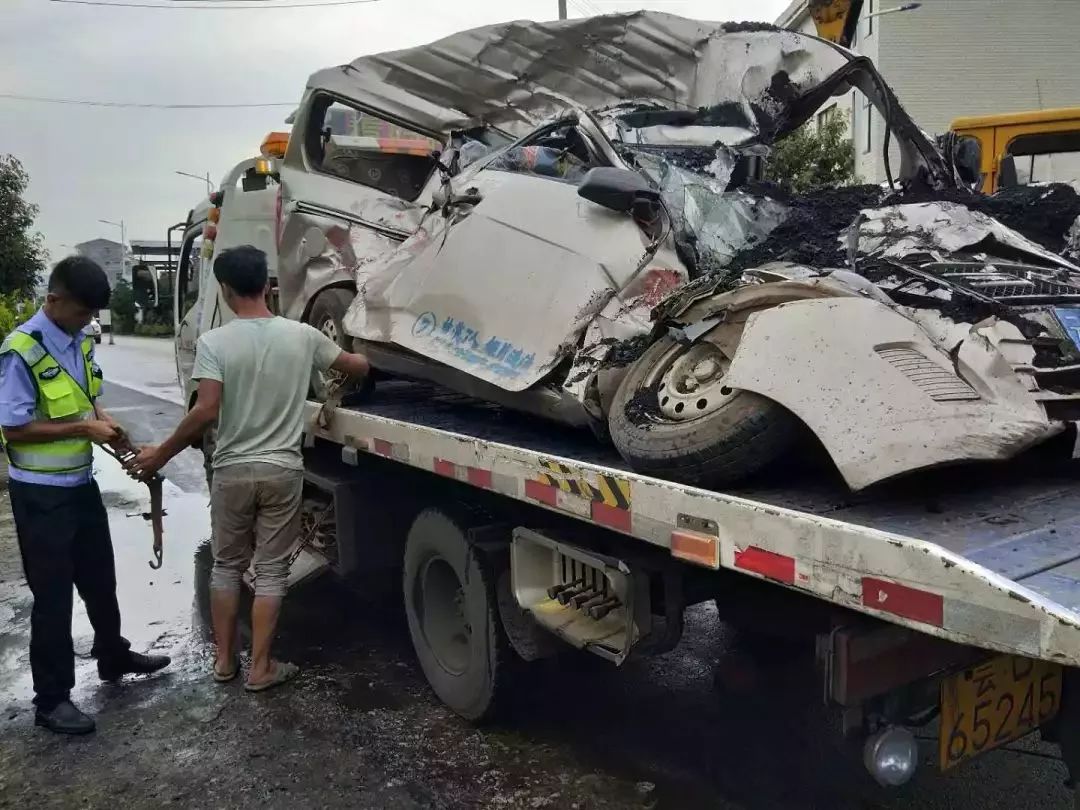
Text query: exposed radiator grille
876 347 980 401
921 262 1080 304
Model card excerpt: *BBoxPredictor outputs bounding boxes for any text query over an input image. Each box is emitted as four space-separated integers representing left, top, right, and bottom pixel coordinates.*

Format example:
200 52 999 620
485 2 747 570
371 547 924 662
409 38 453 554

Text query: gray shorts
209 462 303 598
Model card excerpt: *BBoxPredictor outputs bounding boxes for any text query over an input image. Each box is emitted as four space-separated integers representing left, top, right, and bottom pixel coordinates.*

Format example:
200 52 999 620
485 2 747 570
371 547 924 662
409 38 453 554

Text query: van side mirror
578 168 659 213
999 154 1019 189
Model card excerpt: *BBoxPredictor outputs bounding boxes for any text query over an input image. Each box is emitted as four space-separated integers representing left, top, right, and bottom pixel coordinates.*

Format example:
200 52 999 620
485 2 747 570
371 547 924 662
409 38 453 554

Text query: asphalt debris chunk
600 335 652 369
624 384 661 427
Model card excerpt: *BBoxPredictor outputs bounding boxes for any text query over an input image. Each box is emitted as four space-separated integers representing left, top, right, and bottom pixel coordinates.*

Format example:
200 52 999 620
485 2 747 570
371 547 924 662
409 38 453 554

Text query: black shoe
35 700 96 735
98 651 172 682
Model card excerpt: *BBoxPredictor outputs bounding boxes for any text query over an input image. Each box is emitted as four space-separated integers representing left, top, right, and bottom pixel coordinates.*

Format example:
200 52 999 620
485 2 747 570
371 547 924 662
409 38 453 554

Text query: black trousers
9 478 130 709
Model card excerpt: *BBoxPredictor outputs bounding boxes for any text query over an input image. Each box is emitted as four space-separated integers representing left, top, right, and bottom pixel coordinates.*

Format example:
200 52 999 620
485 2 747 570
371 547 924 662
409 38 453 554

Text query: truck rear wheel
403 507 512 722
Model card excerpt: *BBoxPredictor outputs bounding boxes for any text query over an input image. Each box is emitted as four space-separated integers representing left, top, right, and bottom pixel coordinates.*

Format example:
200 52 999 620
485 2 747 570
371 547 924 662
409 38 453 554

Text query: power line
0 92 295 109
50 0 379 8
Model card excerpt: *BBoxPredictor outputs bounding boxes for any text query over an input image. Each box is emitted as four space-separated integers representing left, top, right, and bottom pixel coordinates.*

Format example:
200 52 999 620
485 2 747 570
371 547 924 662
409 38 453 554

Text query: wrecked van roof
306 12 857 137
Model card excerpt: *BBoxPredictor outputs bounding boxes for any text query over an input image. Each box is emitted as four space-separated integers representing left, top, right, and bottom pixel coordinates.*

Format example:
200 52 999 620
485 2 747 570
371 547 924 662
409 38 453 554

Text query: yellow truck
806 1 1080 194
949 107 1080 193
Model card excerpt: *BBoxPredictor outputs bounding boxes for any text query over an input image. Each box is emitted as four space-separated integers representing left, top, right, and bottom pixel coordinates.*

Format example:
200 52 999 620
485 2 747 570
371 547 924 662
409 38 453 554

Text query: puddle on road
0 450 212 715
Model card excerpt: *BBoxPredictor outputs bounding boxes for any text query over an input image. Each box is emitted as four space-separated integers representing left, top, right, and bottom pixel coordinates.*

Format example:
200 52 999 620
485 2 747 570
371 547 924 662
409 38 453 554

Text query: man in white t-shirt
131 246 368 692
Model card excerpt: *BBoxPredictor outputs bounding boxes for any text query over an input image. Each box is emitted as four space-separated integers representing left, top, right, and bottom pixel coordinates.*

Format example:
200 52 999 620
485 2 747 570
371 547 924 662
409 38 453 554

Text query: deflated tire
607 336 798 487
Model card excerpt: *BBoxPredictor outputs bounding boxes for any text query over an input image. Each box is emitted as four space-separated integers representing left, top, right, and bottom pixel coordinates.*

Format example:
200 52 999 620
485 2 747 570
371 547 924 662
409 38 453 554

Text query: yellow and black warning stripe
537 459 631 510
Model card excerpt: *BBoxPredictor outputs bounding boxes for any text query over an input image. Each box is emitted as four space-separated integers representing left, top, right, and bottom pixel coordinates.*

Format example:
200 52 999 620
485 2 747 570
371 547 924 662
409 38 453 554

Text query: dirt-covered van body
277 12 1080 491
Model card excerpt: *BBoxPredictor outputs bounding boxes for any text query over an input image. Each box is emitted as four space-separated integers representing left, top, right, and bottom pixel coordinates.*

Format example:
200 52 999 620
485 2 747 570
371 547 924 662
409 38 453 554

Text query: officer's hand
84 420 120 445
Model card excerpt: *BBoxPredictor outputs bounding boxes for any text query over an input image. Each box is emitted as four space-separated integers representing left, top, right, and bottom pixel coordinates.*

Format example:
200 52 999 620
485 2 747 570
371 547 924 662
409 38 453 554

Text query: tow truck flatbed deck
307 381 1080 667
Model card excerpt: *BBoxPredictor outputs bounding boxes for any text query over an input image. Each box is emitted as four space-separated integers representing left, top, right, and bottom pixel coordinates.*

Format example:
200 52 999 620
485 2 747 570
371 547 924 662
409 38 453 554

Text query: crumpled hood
850 202 1080 272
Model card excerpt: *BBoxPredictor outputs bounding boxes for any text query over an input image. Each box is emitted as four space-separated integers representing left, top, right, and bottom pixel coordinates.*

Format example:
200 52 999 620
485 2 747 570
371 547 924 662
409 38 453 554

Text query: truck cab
172 137 284 407
950 107 1080 193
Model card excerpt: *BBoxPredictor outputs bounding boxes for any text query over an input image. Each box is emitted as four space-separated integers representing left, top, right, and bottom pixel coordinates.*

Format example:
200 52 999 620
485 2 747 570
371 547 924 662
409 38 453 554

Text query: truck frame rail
305 381 1080 668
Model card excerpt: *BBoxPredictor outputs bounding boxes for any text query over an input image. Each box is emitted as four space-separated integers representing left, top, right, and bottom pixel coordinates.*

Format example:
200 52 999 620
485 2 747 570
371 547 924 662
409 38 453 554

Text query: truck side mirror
953 136 982 189
578 168 659 213
998 154 1020 189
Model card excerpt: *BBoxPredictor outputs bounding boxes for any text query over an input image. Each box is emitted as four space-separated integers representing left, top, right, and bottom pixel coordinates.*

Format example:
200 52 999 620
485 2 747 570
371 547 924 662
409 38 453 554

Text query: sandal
244 661 299 693
213 656 240 683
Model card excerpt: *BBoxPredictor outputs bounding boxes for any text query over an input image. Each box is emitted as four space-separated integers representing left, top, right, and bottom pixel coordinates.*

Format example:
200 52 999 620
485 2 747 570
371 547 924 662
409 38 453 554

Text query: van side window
305 98 441 201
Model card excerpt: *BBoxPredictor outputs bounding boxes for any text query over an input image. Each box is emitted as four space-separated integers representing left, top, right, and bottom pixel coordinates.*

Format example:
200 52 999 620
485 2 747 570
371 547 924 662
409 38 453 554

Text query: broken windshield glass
629 146 788 279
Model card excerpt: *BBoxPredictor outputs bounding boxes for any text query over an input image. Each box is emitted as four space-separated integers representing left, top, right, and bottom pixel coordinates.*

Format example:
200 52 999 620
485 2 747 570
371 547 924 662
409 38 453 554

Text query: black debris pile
623 384 661 428
719 21 782 33
599 334 652 369
722 182 1080 276
692 72 803 143
758 71 801 138
885 184 1080 253
963 184 1080 255
723 183 884 272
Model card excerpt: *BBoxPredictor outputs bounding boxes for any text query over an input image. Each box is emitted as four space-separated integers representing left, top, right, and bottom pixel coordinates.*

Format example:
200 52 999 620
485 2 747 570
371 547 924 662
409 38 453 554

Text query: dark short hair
214 245 268 297
49 256 111 310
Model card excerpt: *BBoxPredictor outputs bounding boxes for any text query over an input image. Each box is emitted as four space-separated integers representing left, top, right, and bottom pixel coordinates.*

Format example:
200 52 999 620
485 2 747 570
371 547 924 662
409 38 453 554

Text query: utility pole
558 0 566 19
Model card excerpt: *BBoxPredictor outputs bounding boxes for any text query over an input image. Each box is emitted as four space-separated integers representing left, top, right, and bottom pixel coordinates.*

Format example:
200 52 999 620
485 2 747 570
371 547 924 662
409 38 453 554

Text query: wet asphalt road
0 339 1076 808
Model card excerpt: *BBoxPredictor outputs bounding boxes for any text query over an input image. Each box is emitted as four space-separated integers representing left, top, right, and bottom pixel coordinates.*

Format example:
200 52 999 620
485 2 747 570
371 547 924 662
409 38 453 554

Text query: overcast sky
2 0 791 261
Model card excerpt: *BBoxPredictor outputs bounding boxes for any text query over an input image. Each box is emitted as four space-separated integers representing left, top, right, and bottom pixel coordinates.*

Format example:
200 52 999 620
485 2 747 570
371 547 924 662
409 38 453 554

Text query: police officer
0 256 170 734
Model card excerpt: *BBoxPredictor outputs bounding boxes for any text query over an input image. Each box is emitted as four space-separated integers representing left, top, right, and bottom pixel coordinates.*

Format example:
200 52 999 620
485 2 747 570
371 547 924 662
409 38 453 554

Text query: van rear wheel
306 288 362 401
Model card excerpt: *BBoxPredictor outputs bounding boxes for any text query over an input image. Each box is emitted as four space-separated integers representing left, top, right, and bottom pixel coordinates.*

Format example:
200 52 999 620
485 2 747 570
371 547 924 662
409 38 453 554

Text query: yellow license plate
939 654 1062 770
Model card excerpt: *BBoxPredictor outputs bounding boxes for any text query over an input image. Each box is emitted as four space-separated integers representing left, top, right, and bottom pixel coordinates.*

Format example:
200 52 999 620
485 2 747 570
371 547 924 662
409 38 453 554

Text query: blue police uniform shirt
0 309 97 487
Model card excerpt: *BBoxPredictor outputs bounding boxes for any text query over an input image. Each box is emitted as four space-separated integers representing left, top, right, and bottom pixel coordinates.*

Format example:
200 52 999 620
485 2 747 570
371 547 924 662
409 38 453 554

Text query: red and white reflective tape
862 576 944 627
433 456 494 490
336 425 1049 656
372 438 410 462
524 478 633 532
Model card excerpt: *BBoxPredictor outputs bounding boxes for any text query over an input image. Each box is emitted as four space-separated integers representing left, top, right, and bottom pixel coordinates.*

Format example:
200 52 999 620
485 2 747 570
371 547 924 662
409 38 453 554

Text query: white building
74 238 129 288
775 0 1080 183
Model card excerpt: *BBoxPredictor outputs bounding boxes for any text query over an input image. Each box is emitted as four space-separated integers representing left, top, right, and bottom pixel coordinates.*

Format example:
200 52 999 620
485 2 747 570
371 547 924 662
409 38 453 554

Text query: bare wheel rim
320 317 339 344
641 341 738 423
416 556 472 676
312 316 344 396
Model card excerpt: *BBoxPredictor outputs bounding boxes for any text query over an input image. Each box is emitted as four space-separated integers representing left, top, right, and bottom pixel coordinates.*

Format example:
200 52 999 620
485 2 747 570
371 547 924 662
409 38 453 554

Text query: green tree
765 112 857 192
0 155 47 297
111 278 137 334
0 295 38 339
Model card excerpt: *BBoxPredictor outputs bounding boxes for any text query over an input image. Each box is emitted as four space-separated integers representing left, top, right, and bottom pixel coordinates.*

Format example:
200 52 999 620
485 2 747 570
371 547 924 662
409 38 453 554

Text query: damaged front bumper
719 295 1065 490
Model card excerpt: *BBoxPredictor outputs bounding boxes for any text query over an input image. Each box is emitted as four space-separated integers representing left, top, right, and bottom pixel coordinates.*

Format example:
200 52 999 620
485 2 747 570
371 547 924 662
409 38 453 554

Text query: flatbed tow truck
296 378 1080 792
172 6 1080 791
176 139 1080 801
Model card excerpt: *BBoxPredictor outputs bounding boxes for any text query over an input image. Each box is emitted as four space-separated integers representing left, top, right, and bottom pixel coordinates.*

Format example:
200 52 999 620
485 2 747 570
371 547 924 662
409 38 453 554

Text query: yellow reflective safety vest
0 330 103 474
